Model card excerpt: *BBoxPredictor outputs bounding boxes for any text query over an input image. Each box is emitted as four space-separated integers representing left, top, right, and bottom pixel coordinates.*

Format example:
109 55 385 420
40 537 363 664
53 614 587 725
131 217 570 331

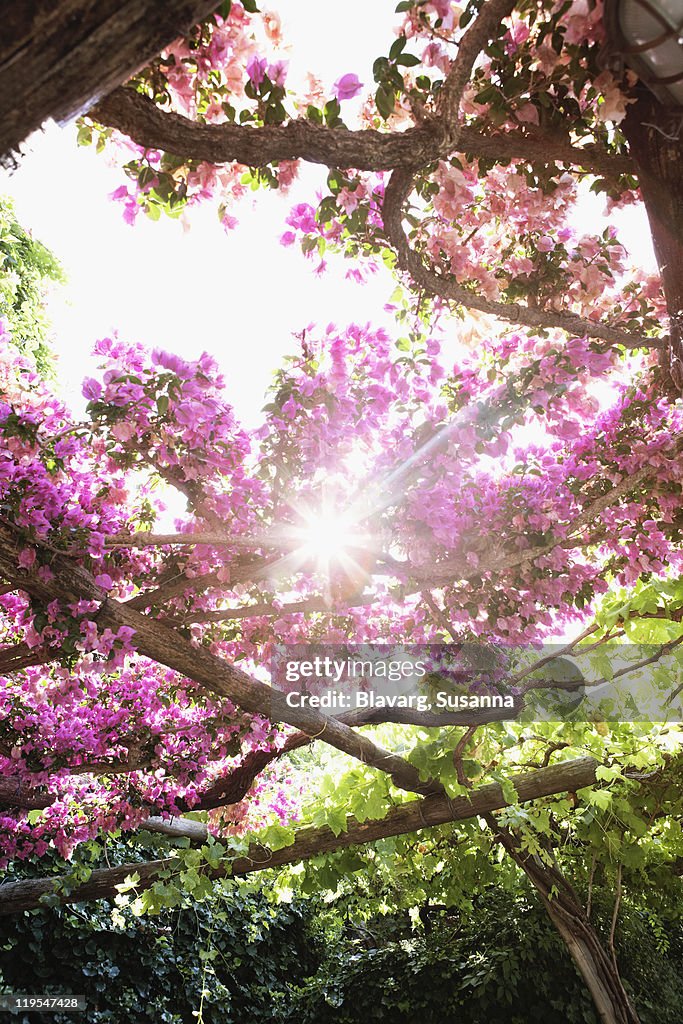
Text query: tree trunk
623 89 683 390
542 901 638 1024
0 0 218 162
486 816 639 1024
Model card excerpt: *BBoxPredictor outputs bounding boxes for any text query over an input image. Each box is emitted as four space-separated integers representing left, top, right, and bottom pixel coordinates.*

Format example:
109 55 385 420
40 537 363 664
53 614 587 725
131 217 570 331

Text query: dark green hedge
1 854 681 1024
0 889 316 1024
291 889 683 1024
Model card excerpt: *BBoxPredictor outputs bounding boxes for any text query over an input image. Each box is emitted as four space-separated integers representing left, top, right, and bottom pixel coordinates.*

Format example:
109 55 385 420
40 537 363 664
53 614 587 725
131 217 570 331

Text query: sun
297 506 363 564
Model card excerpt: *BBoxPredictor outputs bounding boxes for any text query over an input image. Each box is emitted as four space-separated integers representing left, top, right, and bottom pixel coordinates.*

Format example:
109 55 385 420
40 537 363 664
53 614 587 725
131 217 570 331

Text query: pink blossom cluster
1 314 679 864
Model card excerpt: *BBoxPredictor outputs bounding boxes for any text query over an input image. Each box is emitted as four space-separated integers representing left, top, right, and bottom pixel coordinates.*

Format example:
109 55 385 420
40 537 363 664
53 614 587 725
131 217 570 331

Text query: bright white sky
0 1 401 427
0 0 656 428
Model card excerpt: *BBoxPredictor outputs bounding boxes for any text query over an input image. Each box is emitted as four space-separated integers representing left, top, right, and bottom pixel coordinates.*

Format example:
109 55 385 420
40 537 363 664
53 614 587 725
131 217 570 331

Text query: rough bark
90 83 634 180
0 756 598 914
437 0 516 131
487 817 640 1024
622 89 683 389
0 0 221 161
91 88 440 170
0 779 54 810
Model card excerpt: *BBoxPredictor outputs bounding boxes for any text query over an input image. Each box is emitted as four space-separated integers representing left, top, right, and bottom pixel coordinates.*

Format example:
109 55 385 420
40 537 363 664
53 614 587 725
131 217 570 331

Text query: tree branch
88 86 634 180
105 531 280 550
90 88 438 170
0 755 599 915
0 0 220 161
0 525 442 801
437 0 517 132
382 168 662 349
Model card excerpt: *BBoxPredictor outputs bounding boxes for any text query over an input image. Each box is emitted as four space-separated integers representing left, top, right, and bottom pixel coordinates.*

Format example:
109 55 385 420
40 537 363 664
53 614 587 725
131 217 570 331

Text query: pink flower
94 574 114 590
537 235 554 253
111 422 136 442
18 549 36 570
267 60 288 88
423 42 450 75
221 212 239 232
333 73 363 101
515 102 539 125
122 203 138 226
109 186 139 226
338 187 360 214
246 55 267 86
82 378 102 401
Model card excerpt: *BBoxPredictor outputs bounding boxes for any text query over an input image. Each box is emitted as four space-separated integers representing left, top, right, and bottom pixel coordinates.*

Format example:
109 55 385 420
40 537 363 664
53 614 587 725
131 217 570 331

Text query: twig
608 863 623 966
586 853 597 921
453 725 478 788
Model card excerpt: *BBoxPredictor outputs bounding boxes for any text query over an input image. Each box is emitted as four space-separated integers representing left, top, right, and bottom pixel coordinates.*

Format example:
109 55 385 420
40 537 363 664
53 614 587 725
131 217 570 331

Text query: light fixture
604 0 683 107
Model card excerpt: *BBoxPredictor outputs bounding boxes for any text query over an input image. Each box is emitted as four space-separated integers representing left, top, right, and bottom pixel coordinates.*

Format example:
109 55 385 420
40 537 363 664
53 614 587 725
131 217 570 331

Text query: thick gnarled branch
90 86 633 180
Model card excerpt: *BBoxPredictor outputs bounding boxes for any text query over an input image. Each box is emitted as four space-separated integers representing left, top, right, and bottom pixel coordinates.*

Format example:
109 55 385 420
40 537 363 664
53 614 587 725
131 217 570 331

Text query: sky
0 0 400 427
0 0 657 429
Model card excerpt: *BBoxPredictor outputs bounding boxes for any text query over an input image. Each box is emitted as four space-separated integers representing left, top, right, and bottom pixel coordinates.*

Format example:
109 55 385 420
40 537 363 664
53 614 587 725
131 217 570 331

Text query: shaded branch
0 641 56 674
0 0 220 160
0 756 600 914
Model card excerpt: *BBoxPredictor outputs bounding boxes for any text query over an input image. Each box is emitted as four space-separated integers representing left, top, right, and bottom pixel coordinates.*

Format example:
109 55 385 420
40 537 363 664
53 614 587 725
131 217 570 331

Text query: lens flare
297 507 362 564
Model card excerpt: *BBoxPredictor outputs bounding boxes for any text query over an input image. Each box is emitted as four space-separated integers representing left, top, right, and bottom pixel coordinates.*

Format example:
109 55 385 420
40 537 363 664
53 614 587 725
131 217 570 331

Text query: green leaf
77 125 93 147
375 84 395 121
262 824 296 851
324 98 341 125
396 53 421 67
596 765 622 782
586 789 612 810
326 806 350 837
389 36 407 60
115 871 141 894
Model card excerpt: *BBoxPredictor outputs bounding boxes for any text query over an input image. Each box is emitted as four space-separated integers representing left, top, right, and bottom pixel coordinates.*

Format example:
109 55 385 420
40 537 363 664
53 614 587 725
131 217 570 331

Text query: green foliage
0 847 318 1024
1 828 682 1024
2 864 681 1024
290 888 683 1024
0 196 64 375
